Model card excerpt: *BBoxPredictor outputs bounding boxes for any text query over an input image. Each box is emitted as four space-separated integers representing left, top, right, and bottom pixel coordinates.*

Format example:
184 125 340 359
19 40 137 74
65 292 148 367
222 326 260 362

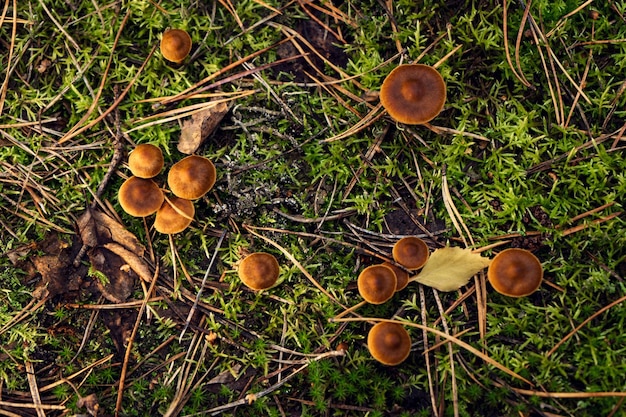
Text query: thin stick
546 293 626 358
331 317 532 386
179 231 227 341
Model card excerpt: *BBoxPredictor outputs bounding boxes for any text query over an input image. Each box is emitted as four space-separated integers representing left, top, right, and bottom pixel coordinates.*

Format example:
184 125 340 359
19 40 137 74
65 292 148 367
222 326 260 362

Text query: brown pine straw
546 293 626 358
330 317 533 386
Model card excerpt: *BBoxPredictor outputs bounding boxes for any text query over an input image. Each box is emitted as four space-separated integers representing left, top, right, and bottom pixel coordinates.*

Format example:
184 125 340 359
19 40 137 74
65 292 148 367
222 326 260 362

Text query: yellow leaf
412 246 491 291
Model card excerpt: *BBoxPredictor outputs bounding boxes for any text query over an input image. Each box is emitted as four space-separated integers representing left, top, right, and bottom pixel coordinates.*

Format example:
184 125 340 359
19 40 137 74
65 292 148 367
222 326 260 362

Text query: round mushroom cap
357 264 397 304
367 322 411 366
238 252 280 291
118 176 164 217
167 155 217 200
380 64 446 125
382 262 410 292
128 143 164 178
487 248 543 297
160 29 192 64
392 237 429 270
153 196 195 234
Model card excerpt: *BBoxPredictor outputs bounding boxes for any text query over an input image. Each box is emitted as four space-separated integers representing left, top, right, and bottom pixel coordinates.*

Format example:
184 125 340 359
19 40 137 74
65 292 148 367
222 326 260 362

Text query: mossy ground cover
1 1 625 416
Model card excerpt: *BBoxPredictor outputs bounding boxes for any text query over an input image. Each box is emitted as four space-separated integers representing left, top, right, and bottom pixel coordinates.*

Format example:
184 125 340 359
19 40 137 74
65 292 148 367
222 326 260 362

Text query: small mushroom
357 264 397 304
380 64 446 125
118 176 164 217
367 322 411 366
153 196 195 234
128 143 164 179
160 29 192 64
238 252 280 291
392 236 429 270
382 262 409 292
167 155 217 200
487 248 543 297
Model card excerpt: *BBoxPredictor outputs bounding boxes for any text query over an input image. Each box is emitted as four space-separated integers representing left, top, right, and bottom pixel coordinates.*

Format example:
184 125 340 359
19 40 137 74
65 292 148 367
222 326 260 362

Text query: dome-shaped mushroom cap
128 143 164 179
380 64 446 125
238 252 280 291
487 248 543 297
382 262 410 292
167 155 216 200
118 176 164 217
392 236 429 270
160 29 192 64
367 322 411 366
153 196 195 234
357 264 397 305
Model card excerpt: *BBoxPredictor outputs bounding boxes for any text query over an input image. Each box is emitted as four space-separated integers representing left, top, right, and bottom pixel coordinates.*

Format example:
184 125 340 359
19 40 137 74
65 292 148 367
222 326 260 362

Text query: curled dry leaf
77 393 100 417
177 101 230 154
102 242 154 283
412 246 491 291
76 207 144 255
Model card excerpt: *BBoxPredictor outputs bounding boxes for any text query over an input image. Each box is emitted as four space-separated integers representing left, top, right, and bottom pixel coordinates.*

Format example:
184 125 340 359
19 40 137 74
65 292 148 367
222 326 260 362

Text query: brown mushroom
392 236 429 270
153 196 195 234
128 143 164 179
487 248 543 297
160 29 192 64
380 64 446 125
382 262 410 292
367 322 411 366
357 264 397 304
118 176 164 217
238 252 280 291
167 155 216 200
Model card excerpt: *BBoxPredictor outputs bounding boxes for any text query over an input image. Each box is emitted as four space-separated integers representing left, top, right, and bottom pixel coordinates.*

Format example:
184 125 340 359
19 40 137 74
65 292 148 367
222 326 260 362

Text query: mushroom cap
392 236 429 270
160 29 192 64
487 248 543 297
153 196 195 234
357 264 397 304
367 322 411 366
118 176 164 217
128 143 164 179
380 64 446 125
238 252 280 291
167 155 217 200
382 262 410 292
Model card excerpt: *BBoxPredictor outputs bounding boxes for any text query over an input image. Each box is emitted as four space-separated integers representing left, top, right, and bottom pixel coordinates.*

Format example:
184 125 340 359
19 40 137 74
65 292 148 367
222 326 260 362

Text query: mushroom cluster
357 236 430 306
118 144 217 235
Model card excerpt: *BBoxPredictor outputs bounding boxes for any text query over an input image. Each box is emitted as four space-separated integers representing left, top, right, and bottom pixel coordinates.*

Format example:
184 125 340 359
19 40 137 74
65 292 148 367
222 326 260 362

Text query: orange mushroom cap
380 64 446 125
167 155 216 200
128 143 164 179
392 236 429 270
160 29 192 64
382 262 410 292
153 196 195 234
487 248 543 297
367 322 411 366
118 176 164 217
357 264 397 304
238 252 280 291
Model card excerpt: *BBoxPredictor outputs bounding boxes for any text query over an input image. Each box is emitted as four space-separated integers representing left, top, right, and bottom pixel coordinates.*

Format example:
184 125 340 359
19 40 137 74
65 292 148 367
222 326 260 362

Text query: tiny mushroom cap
357 264 397 304
238 252 280 291
380 64 446 125
487 248 543 297
160 29 192 64
367 322 411 366
167 155 217 200
128 143 164 179
382 262 410 292
392 236 430 270
153 196 195 234
118 176 164 217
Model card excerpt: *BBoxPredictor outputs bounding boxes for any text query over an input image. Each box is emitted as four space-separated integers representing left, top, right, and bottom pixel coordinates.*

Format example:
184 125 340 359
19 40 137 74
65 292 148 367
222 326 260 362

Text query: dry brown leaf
88 246 138 303
76 207 144 255
102 242 153 283
412 246 491 291
177 102 230 154
77 393 100 417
